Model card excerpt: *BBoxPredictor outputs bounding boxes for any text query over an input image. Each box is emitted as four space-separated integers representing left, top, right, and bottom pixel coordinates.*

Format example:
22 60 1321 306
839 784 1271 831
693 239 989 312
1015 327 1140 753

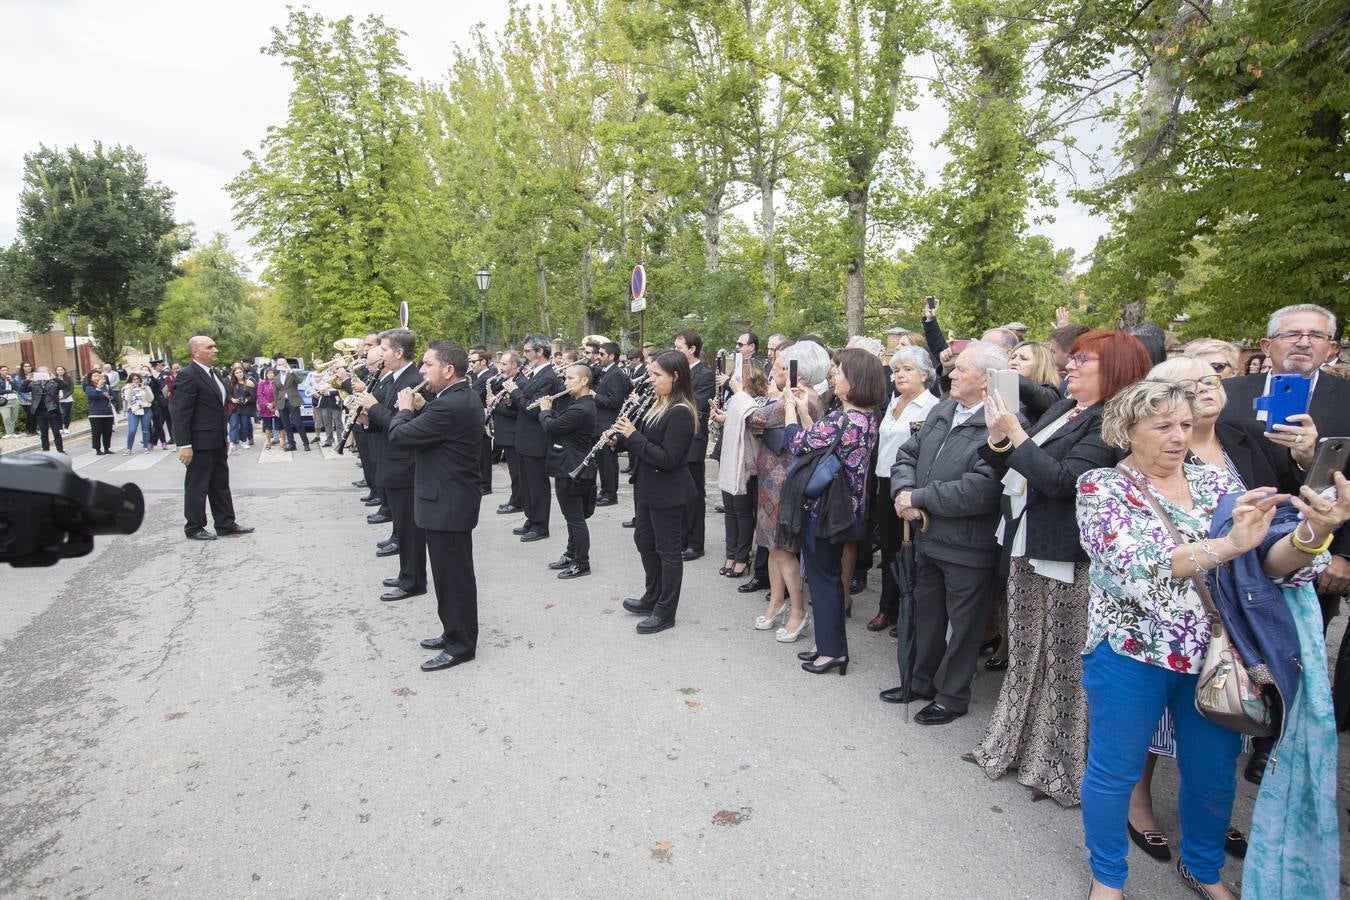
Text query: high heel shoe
979 634 1003 656
754 603 789 631
776 613 810 643
796 648 818 661
802 655 848 675
984 657 1008 671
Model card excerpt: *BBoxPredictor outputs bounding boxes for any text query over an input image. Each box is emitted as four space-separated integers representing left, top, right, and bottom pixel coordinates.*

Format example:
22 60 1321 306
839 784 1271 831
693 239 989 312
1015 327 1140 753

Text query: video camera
0 453 144 567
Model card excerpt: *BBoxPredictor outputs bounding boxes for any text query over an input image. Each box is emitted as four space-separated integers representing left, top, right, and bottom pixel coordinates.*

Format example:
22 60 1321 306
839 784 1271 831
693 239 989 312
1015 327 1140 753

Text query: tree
11 142 185 361
154 234 263 363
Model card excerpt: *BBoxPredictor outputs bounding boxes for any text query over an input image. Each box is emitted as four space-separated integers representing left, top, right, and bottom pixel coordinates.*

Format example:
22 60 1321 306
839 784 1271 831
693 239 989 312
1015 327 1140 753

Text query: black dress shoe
622 597 655 615
801 656 849 675
303 444 311 451
557 564 590 579
185 530 217 541
1127 821 1172 862
849 574 867 594
496 504 522 515
913 701 965 725
380 587 426 602
511 524 531 535
738 575 770 593
621 518 636 528
367 512 391 524
1223 826 1247 859
681 548 704 561
594 495 617 507
421 650 474 671
363 497 382 506
546 556 574 570
216 525 255 536
419 634 447 650
352 480 368 488
377 538 398 550
636 616 674 634
520 530 549 542
375 544 399 558
382 577 401 587
879 686 935 704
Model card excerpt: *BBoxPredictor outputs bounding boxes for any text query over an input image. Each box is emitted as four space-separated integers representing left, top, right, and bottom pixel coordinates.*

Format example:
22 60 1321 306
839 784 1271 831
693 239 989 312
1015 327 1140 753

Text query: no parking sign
630 265 646 313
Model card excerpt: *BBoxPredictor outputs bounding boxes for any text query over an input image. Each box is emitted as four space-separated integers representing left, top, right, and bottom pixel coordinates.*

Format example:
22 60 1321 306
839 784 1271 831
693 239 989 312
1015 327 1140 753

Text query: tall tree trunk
703 185 724 273
760 174 777 320
845 188 867 337
534 254 550 335
580 244 597 335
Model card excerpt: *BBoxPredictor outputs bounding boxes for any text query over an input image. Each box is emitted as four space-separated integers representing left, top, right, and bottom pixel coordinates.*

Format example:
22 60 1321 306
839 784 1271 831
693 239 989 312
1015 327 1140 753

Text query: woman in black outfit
84 371 117 454
615 350 698 634
53 365 74 431
539 362 598 580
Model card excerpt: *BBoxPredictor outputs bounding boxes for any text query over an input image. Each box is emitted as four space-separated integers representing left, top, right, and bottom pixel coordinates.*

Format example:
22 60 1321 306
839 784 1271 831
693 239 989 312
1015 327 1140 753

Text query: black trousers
876 477 901 621
355 430 379 497
36 410 63 452
427 529 477 656
150 401 169 446
554 478 593 566
479 433 493 491
721 489 754 563
597 444 619 497
801 516 847 658
519 452 550 532
503 446 523 509
634 501 684 621
909 552 995 714
183 446 237 535
279 405 309 448
681 460 706 552
89 417 113 452
387 485 426 591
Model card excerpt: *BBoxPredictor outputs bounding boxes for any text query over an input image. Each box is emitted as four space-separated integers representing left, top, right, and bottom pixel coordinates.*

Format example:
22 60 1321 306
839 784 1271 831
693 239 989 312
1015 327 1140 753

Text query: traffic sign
631 264 645 301
398 301 409 328
630 297 647 313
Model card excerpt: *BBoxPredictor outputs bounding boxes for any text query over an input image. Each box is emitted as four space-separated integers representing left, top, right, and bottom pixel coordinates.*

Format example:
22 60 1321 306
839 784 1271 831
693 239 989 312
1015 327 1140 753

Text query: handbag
1116 466 1274 736
804 451 841 498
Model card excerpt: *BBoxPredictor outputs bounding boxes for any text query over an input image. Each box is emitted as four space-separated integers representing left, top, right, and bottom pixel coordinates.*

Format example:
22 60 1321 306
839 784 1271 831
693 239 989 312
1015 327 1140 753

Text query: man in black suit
468 345 497 495
273 356 311 451
491 351 523 515
172 336 253 541
593 341 631 506
148 360 171 448
674 329 714 560
357 328 427 601
506 334 561 542
387 340 483 672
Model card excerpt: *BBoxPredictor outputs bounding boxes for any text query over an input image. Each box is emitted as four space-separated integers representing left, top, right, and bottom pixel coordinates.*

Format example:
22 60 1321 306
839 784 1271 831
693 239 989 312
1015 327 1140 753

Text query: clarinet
336 358 385 454
568 389 654 479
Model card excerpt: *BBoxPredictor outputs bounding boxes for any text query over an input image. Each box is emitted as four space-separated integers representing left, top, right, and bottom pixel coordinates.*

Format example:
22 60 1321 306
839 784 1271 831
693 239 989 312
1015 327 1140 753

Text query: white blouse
875 389 939 477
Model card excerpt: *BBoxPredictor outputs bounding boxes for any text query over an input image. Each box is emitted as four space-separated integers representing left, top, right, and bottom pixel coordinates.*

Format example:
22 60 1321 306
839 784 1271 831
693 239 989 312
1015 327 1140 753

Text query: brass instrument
336 357 385 454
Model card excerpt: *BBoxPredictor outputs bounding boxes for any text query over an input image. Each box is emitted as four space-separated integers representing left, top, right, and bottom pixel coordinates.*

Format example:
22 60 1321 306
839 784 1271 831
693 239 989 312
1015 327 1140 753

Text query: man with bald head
172 335 253 541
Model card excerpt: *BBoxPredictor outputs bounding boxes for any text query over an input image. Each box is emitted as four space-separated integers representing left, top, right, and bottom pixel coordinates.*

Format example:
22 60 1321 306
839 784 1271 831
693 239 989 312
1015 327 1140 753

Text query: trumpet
526 389 570 410
568 390 654 479
336 357 386 454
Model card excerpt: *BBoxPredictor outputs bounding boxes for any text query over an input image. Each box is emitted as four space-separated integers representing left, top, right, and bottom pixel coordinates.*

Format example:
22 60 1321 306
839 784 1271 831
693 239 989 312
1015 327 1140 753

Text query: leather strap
1114 465 1220 620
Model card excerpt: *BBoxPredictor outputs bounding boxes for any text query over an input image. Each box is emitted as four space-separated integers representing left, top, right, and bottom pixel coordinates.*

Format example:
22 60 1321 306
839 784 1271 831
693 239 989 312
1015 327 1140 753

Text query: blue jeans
125 410 152 449
1080 642 1240 889
229 411 254 445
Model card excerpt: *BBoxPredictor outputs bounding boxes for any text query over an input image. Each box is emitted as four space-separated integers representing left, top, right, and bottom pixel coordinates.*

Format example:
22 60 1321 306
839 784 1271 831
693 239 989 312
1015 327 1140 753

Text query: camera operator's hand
179 447 193 466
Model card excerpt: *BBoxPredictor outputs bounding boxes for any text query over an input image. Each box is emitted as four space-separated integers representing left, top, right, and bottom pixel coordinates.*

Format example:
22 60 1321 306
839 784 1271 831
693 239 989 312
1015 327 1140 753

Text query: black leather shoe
284 444 296 451
421 650 474 671
738 575 769 593
367 512 391 525
520 530 549 542
636 616 674 634
353 480 368 488
557 564 590 579
377 538 397 550
1223 826 1247 859
546 556 574 570
496 504 522 515
303 444 311 451
186 530 217 541
594 495 617 506
913 702 965 725
621 518 636 528
801 656 849 675
382 577 400 587
375 544 399 558
216 525 255 536
796 649 818 661
622 597 655 615
1127 821 1172 862
419 634 447 650
511 524 531 535
380 587 426 602
681 548 704 561
1244 736 1273 785
363 497 382 506
849 574 867 594
879 686 934 704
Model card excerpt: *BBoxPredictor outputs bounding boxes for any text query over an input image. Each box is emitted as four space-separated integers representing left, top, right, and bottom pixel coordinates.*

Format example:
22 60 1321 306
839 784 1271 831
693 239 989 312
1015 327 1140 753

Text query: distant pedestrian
28 367 65 453
84 371 116 454
122 373 154 453
53 365 74 431
0 364 19 438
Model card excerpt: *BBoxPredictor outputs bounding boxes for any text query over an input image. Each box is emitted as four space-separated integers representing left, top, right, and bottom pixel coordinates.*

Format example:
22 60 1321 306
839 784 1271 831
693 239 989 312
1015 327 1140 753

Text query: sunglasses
1209 361 1231 373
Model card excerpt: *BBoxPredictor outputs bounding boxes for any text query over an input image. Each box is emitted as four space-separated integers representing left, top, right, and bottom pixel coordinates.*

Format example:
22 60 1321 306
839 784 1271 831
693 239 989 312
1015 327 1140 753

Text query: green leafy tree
154 234 263 363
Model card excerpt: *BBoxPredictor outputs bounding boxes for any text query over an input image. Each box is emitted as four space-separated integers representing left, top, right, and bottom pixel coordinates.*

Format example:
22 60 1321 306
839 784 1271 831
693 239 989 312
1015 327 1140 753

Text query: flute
568 390 654 479
526 389 570 410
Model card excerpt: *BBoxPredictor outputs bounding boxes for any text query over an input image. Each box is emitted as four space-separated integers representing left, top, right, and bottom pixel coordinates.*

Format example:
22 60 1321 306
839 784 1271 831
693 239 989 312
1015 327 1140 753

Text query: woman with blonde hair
1183 338 1240 379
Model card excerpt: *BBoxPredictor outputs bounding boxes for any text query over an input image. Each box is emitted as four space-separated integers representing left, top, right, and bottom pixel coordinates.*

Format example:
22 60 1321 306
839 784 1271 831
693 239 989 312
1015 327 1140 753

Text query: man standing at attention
173 336 253 541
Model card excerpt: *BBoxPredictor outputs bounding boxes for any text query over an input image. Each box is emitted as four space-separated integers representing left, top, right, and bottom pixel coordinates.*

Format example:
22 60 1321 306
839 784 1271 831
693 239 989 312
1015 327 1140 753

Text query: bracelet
986 436 1012 452
1186 546 1208 572
1200 540 1225 566
1291 531 1333 556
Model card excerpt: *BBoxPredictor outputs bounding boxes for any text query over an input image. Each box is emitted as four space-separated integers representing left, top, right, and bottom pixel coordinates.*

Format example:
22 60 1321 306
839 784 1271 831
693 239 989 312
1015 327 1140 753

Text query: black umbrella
890 511 927 721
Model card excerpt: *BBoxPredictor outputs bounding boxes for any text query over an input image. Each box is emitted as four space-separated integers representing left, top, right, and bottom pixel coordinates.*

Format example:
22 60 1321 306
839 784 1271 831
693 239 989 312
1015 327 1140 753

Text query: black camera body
0 453 144 567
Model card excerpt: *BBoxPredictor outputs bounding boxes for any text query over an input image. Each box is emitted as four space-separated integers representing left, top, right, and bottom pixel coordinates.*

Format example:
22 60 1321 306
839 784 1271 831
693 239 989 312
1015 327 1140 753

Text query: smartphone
1305 437 1350 493
925 295 938 313
949 339 970 356
1253 374 1311 432
788 359 798 388
988 369 1019 411
733 352 744 382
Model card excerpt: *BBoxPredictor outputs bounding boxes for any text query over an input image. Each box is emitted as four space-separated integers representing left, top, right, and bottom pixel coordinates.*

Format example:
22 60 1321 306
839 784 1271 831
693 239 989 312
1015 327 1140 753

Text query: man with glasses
506 335 561 542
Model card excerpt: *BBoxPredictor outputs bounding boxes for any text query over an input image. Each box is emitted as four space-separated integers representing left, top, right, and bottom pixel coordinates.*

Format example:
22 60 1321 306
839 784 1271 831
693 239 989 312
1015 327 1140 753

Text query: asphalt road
2 442 1346 897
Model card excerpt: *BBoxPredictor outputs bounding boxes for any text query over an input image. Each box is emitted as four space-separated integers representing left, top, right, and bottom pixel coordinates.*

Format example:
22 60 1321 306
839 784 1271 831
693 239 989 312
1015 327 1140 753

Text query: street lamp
67 312 80 381
475 267 491 348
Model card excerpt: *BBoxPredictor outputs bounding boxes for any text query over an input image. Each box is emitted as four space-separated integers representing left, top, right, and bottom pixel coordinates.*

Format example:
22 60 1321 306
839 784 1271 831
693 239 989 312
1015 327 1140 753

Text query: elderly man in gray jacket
884 341 1008 725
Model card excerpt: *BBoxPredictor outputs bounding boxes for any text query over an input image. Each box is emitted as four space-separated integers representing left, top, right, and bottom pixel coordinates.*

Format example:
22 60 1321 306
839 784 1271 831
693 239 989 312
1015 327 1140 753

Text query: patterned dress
787 407 879 525
751 392 824 551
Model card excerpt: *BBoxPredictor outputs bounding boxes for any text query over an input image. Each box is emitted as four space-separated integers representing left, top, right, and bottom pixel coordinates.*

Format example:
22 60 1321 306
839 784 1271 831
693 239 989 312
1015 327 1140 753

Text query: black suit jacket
627 403 698 509
686 361 715 462
541 395 596 478
1214 418 1304 495
515 365 561 458
594 364 632 429
365 365 424 489
491 374 520 446
388 380 482 532
171 363 229 451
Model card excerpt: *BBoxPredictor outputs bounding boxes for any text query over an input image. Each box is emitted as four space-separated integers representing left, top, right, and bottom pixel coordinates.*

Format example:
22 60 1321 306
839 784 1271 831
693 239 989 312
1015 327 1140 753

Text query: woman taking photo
53 365 75 432
1076 379 1347 900
228 367 257 450
1009 340 1063 422
122 372 154 453
866 346 939 633
84 371 116 454
256 368 279 450
615 350 698 634
538 362 598 580
710 365 769 579
787 347 883 676
969 331 1151 806
16 361 36 434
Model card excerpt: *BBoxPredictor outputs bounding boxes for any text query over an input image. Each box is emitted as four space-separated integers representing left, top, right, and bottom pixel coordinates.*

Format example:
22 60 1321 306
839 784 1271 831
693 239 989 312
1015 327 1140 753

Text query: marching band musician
467 345 496 495
492 351 524 516
507 334 561 543
385 340 483 672
537 363 598 579
357 328 427 602
674 330 715 561
592 341 631 507
615 350 699 634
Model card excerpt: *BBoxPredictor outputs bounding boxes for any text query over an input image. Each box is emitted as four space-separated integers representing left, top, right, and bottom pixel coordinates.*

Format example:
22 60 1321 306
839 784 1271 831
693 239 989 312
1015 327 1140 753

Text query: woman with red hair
966 331 1152 806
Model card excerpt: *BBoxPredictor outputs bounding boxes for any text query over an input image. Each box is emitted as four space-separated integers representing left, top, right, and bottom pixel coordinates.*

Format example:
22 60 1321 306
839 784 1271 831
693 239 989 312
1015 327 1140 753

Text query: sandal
728 563 749 578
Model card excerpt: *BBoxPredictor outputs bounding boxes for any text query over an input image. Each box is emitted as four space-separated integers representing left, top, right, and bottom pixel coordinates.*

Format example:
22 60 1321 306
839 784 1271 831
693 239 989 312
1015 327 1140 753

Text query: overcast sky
1 0 1110 276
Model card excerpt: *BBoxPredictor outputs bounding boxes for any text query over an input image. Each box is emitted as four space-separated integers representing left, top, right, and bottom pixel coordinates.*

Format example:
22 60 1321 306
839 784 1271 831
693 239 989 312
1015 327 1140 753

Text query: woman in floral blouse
1075 380 1349 900
785 347 883 676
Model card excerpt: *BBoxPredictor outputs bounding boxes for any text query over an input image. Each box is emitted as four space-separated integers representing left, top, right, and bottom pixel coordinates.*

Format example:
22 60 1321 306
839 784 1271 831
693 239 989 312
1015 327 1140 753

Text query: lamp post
475 267 491 348
67 312 81 381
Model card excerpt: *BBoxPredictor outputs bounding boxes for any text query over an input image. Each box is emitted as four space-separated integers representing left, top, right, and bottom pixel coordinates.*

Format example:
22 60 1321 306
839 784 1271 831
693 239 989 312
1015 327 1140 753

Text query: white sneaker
124 449 132 455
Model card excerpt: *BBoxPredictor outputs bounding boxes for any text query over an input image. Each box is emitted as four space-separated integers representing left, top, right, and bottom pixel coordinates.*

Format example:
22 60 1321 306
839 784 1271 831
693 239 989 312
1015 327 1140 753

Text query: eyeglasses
1271 330 1331 344
1066 353 1099 367
1176 375 1222 392
734 341 746 348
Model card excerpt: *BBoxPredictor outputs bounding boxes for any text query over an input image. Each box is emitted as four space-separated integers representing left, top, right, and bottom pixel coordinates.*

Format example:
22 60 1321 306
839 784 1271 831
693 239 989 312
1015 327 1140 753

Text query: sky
0 0 1111 278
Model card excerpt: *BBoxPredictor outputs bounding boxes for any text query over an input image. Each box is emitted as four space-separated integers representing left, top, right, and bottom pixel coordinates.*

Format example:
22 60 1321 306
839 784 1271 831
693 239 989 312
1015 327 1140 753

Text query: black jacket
365 365 424 490
28 378 62 414
686 361 715 462
627 403 698 509
171 363 229 451
388 380 482 533
1214 418 1303 495
514 365 561 458
594 364 632 429
491 375 519 447
541 395 596 479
